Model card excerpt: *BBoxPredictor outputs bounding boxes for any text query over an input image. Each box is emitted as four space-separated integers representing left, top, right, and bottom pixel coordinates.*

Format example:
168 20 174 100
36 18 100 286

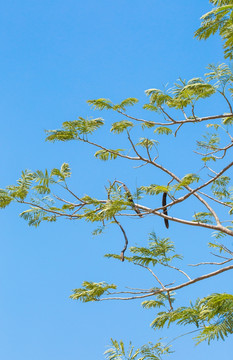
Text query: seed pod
122 184 142 217
162 192 169 229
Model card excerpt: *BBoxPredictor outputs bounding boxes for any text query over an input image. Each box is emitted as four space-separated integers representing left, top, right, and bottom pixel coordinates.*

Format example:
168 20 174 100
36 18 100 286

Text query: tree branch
99 264 233 301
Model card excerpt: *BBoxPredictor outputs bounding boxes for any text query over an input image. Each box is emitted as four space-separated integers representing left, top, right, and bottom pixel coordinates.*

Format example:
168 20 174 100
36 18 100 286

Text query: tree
1 0 233 358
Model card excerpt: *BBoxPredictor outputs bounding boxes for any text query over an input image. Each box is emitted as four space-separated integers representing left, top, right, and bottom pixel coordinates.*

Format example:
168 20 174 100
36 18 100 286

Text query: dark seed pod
162 192 169 229
122 184 142 217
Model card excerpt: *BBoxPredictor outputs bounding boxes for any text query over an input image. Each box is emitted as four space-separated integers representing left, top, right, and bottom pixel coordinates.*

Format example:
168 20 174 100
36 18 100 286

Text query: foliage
104 339 172 360
195 0 233 59
152 293 233 344
70 281 117 302
1 1 233 358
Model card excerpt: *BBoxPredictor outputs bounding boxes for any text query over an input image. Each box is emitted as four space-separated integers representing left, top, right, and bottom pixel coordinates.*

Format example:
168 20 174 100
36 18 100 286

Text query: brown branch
159 106 175 123
108 290 152 295
211 253 230 260
146 159 233 226
219 91 233 114
77 129 231 228
18 200 77 219
136 203 233 236
189 258 233 266
53 194 79 206
125 132 223 224
166 264 233 292
191 105 197 121
181 108 189 120
174 123 183 136
113 216 129 261
194 142 233 158
136 263 166 289
99 264 233 301
117 110 233 126
99 292 156 301
64 185 85 203
116 109 155 125
80 138 140 161
162 263 191 281
197 190 232 208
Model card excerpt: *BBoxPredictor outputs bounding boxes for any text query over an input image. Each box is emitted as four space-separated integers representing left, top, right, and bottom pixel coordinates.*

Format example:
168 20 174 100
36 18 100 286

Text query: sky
0 0 233 359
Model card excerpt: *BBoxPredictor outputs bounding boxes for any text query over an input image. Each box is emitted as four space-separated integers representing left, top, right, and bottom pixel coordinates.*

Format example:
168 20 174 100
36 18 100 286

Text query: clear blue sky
0 1 232 359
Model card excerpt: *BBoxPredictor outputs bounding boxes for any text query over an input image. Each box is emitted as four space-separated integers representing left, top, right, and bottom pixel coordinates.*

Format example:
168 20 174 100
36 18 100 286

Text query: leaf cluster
104 339 172 360
195 1 233 59
0 164 73 226
211 175 231 199
144 78 216 113
87 97 138 111
139 173 200 198
70 281 117 302
45 117 104 141
193 212 214 224
151 293 233 344
105 232 182 268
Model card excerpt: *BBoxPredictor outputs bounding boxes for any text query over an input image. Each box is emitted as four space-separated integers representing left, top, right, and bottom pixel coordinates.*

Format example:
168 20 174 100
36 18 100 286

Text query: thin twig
162 263 191 281
99 264 233 301
219 91 233 114
113 216 129 261
117 110 233 126
189 258 233 266
197 190 232 208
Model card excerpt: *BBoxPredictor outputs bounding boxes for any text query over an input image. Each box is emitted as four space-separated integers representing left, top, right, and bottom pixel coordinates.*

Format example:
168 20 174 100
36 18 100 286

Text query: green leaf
46 118 104 142
136 138 159 149
205 63 233 89
141 121 156 129
87 98 113 110
180 82 216 100
208 242 229 252
94 149 124 161
60 163 71 178
33 169 51 187
141 300 165 309
222 116 233 125
151 293 233 345
70 281 117 302
145 88 171 106
63 117 104 135
197 132 220 151
129 232 182 267
45 129 77 142
211 175 230 200
98 199 127 220
110 120 134 134
92 226 105 236
174 173 200 191
154 127 172 135
195 3 233 59
62 204 75 210
81 195 102 205
206 123 221 130
140 185 171 196
20 207 57 227
6 170 34 200
193 212 214 224
0 190 13 208
143 103 159 112
104 339 172 360
32 185 51 194
113 97 139 111
201 156 217 162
